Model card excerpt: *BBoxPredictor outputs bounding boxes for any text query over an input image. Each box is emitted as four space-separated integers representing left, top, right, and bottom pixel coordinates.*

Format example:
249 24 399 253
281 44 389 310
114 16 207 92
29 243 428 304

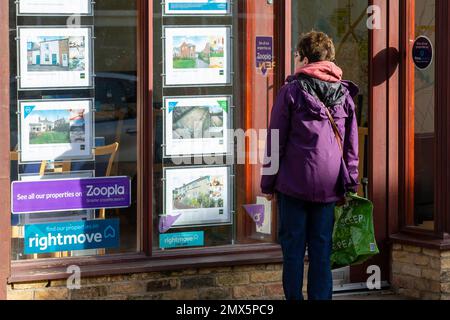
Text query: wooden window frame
0 0 11 299
5 0 285 284
392 0 450 248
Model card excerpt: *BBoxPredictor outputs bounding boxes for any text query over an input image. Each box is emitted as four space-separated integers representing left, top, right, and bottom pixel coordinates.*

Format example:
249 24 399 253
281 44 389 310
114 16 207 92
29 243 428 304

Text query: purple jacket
261 73 360 203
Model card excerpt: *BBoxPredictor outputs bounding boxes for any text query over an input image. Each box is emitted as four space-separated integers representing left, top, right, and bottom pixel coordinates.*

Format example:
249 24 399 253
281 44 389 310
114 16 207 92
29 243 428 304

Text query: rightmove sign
24 219 120 254
12 176 131 214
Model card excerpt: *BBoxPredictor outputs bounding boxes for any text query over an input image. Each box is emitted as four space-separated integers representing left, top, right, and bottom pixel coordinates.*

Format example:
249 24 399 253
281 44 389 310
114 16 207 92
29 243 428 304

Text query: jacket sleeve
343 94 360 193
260 84 293 195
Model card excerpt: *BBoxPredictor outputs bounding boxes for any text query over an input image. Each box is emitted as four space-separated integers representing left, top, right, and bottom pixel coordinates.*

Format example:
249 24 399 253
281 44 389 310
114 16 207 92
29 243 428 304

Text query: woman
261 31 359 300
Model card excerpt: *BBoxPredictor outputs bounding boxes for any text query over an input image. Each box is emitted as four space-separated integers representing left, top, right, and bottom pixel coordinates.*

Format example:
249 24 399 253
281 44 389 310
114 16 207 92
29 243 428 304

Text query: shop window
10 0 282 263
10 0 140 260
402 0 436 231
151 1 279 251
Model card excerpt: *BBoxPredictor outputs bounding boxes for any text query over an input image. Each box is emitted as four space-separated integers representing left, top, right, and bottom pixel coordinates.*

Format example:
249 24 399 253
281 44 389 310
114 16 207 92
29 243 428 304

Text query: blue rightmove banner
24 219 120 254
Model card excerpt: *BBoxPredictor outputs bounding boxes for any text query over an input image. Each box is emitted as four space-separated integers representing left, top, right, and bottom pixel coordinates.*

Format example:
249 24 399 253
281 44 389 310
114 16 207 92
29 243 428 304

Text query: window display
18 0 92 15
164 96 231 157
18 27 93 90
11 0 140 261
163 26 232 86
19 99 94 162
164 166 231 228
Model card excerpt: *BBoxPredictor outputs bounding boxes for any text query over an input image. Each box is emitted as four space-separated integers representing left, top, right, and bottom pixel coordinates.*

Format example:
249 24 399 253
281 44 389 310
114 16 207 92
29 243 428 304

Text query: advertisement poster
18 0 92 15
164 166 230 227
12 176 131 214
164 26 231 86
160 231 204 249
19 99 93 162
164 0 230 15
24 219 120 254
19 172 95 225
255 36 274 76
164 96 230 157
18 27 92 89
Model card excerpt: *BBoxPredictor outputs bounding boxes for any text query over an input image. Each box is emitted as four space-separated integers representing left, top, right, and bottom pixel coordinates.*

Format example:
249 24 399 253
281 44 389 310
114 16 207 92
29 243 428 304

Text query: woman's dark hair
296 31 336 63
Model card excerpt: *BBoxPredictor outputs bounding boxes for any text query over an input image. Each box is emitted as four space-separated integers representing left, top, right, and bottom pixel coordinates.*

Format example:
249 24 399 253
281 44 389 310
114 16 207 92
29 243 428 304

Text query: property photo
172 35 225 69
172 175 224 210
69 109 86 143
172 105 224 140
27 36 86 72
28 109 85 145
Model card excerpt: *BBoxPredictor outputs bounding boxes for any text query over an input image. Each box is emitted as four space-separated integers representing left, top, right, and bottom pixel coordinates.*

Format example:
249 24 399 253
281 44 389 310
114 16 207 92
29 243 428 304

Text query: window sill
390 232 450 250
9 243 283 283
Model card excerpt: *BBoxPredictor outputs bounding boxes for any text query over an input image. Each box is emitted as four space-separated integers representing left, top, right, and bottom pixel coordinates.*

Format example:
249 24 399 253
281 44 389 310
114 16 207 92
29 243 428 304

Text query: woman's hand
263 194 275 201
336 196 346 207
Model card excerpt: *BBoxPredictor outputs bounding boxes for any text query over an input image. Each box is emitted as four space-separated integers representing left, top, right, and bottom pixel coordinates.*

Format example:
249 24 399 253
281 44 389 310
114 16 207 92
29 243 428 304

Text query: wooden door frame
0 0 11 300
350 0 400 284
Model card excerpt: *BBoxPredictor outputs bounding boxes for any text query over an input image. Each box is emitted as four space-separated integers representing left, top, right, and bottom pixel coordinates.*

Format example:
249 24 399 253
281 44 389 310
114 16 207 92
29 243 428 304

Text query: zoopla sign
12 176 131 214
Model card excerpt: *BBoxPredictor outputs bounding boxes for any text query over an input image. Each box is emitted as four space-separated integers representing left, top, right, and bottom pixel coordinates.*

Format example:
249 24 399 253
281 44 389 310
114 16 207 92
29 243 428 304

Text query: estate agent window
9 0 281 269
10 0 140 261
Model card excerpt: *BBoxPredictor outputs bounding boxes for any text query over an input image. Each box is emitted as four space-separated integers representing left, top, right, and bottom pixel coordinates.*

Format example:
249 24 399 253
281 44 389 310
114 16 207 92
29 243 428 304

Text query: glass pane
152 1 279 251
10 0 140 260
413 0 435 230
291 0 370 198
291 0 370 285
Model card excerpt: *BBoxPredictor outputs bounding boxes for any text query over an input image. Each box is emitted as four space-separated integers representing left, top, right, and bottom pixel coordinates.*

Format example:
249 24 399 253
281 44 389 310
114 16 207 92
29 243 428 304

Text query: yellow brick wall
391 244 450 300
7 264 289 300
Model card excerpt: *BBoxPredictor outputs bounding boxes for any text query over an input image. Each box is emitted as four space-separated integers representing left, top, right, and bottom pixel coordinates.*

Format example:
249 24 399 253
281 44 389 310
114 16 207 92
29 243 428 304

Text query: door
36 55 40 65
52 53 57 65
288 0 389 289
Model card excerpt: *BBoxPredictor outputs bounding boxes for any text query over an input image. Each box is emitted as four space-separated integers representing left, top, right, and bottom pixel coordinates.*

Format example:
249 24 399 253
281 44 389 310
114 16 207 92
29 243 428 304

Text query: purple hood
261 73 360 203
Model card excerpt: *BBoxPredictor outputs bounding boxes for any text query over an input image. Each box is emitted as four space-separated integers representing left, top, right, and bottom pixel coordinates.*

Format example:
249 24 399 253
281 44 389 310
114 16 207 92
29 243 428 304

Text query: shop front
0 0 449 300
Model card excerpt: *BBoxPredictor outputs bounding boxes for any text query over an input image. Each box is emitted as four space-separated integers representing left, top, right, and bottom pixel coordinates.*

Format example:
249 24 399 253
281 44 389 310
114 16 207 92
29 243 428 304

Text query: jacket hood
285 73 360 103
296 61 343 82
296 73 346 108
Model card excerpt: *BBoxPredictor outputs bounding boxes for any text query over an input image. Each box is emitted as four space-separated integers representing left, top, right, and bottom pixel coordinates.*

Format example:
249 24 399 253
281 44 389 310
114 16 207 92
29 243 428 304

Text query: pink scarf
296 61 343 83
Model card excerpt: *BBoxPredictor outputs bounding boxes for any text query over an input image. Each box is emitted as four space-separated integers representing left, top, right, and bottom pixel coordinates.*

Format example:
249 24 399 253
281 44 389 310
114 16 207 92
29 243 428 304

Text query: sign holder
162 95 234 158
162 25 233 88
162 165 234 229
17 0 94 16
162 0 233 17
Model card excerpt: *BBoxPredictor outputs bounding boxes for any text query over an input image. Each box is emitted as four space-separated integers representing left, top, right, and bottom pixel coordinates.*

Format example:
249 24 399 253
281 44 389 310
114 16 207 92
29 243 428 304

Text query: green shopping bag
331 193 379 270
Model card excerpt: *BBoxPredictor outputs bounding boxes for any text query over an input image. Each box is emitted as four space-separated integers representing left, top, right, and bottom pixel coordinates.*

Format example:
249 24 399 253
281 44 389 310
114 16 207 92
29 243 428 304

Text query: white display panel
164 166 231 227
164 0 230 15
164 96 231 157
164 26 231 87
18 0 92 15
19 99 94 163
18 27 93 90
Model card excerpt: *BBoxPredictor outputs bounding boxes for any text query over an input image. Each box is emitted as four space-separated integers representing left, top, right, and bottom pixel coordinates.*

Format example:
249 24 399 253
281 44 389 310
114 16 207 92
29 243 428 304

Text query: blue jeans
277 192 335 301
